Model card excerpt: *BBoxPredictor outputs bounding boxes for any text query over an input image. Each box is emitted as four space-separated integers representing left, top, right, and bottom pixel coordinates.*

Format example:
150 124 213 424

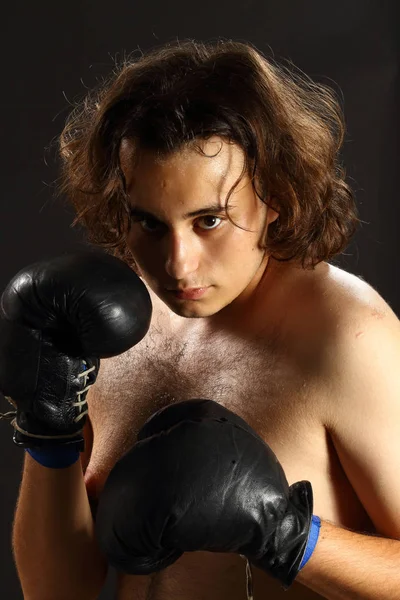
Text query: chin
166 300 220 319
168 305 209 319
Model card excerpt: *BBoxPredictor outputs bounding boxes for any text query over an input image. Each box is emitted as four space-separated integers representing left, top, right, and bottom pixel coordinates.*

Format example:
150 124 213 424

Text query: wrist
299 515 321 570
25 445 81 469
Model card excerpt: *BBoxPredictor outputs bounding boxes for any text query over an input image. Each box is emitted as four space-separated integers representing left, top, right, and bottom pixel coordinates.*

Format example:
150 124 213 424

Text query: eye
196 216 222 230
138 218 163 233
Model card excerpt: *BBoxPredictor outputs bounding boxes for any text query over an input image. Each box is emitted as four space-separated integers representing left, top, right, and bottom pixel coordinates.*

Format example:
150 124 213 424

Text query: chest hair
88 324 307 480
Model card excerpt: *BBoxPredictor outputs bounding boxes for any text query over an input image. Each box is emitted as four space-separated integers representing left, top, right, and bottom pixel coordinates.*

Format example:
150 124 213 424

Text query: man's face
123 137 278 318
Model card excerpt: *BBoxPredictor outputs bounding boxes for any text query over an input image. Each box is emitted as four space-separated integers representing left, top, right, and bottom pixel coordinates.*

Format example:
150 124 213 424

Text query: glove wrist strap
299 515 321 570
26 446 81 469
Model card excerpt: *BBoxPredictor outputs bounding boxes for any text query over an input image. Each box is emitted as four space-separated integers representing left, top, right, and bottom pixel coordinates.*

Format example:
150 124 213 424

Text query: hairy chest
88 328 323 494
87 325 373 600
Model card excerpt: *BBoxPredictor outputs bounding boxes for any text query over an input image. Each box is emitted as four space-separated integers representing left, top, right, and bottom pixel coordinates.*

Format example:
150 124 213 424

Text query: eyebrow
129 203 228 221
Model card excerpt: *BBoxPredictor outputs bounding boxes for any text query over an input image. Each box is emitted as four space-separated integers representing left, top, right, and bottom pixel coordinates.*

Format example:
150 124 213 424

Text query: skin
80 136 400 600
123 136 280 325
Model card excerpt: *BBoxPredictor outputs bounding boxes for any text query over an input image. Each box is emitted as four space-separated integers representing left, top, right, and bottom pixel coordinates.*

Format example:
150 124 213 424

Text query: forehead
119 137 249 197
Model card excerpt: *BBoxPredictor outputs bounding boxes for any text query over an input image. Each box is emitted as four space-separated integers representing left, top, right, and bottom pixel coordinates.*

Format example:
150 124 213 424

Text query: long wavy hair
58 39 359 269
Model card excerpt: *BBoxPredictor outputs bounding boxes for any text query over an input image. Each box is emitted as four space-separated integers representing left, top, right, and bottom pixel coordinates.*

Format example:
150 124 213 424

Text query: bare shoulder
315 263 399 355
280 261 399 415
320 263 396 317
294 261 400 420
288 261 398 345
306 265 400 538
313 261 400 374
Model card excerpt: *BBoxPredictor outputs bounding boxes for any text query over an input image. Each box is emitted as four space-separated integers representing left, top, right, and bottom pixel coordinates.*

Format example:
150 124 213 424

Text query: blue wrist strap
299 515 321 570
26 446 80 469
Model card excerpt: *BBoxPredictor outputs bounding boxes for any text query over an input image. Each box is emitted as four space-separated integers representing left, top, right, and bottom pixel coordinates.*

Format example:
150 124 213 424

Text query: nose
164 230 200 281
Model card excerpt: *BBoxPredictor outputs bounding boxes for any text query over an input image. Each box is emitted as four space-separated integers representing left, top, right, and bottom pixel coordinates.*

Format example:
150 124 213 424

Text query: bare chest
87 328 372 600
88 329 309 482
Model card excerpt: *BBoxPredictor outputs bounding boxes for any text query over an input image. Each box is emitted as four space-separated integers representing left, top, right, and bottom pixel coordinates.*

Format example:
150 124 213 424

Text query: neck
206 256 293 334
146 257 302 338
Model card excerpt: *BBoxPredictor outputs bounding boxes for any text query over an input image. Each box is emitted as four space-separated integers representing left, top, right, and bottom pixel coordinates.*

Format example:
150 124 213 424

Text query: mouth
166 287 209 300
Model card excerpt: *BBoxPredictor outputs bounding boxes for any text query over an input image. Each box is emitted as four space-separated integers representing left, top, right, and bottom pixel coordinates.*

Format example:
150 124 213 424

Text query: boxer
3 39 400 600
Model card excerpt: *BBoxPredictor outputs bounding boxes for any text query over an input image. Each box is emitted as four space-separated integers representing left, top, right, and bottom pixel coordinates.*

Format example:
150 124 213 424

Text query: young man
8 40 400 600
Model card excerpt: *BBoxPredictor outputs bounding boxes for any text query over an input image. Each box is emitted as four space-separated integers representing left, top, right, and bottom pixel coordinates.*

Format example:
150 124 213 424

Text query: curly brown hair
58 38 359 269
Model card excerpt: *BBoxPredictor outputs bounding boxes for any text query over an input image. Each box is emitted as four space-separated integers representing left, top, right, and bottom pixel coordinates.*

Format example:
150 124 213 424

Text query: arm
13 417 108 600
297 301 400 599
297 520 400 599
0 252 152 600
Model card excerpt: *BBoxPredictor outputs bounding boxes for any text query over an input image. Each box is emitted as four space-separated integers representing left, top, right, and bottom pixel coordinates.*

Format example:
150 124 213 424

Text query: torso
84 260 379 600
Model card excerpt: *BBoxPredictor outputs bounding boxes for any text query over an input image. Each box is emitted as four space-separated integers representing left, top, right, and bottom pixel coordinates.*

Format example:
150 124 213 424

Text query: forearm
297 519 400 599
13 453 107 600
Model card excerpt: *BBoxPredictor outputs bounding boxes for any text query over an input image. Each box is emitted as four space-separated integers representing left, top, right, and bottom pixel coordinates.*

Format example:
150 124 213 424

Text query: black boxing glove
0 252 152 452
96 399 316 588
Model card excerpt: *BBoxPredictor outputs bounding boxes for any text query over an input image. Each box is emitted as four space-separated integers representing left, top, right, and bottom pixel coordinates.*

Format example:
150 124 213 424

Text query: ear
265 194 280 219
266 204 279 225
258 203 280 247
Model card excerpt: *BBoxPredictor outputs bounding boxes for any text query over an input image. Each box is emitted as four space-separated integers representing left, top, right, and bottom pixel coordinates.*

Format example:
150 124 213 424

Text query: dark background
1 1 398 597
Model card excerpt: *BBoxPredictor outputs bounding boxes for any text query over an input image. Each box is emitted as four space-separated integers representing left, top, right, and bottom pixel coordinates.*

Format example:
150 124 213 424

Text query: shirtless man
3 40 400 600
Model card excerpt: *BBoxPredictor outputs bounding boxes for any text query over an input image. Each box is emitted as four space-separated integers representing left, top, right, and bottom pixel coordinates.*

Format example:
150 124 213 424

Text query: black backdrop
1 1 399 597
